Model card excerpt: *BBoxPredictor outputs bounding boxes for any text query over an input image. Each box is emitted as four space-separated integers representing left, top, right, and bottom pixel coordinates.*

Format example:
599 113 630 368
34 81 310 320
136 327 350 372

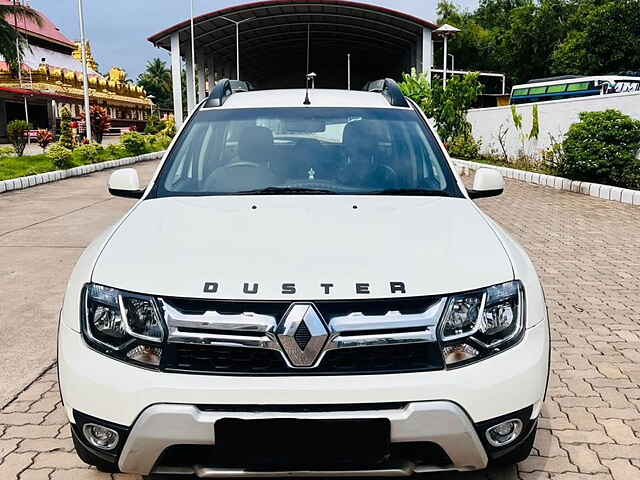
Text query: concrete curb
0 151 166 195
453 158 640 206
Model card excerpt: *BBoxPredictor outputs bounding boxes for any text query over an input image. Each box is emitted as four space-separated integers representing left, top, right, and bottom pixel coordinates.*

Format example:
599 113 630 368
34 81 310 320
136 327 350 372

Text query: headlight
82 284 165 368
438 281 524 367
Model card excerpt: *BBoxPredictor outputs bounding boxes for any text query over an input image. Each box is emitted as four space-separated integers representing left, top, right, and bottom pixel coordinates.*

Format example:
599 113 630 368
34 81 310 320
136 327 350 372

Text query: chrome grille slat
160 297 446 373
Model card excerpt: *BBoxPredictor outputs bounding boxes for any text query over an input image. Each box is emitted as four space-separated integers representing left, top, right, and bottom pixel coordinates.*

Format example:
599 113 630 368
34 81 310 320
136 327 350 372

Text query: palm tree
0 3 42 72
137 58 173 108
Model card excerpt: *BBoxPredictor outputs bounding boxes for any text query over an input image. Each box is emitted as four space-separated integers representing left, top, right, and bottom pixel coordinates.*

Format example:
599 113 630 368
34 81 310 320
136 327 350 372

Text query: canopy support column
421 27 433 82
185 47 196 113
207 56 216 93
170 32 183 127
197 54 207 102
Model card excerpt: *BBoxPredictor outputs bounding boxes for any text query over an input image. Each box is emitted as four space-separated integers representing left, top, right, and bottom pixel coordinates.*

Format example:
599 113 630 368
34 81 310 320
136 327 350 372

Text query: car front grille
162 342 444 375
158 296 446 376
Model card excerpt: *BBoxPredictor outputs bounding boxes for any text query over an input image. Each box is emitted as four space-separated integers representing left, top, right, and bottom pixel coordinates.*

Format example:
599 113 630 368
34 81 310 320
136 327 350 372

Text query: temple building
0 0 152 140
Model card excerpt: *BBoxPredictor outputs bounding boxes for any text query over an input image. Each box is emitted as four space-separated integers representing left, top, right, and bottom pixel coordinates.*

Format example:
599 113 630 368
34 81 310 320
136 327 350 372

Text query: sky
29 0 478 79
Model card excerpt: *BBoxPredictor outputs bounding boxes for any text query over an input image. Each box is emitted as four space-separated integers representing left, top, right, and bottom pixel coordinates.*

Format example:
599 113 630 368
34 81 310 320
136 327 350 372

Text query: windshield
154 107 461 197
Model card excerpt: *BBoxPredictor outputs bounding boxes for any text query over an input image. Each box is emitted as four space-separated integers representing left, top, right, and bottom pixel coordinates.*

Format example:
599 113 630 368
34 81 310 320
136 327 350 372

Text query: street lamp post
77 0 92 142
434 24 461 89
220 16 254 80
189 0 197 102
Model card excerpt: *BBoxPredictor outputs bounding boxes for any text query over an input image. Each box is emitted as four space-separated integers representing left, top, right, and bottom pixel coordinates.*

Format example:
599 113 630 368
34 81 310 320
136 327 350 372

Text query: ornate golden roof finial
72 41 99 71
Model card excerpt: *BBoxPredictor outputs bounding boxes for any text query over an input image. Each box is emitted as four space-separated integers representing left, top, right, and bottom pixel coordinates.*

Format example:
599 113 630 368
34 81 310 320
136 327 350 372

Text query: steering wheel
213 161 262 173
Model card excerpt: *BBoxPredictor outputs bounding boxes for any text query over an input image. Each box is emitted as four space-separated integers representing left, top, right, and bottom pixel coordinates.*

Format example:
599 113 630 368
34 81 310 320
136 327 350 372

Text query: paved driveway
0 160 160 406
0 169 639 479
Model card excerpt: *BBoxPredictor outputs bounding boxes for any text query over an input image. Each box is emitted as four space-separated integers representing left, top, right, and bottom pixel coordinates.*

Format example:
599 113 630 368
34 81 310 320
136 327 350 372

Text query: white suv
58 79 550 478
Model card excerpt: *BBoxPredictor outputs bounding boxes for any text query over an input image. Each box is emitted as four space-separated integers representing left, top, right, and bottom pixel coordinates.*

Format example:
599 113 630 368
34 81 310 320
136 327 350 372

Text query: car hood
92 196 513 299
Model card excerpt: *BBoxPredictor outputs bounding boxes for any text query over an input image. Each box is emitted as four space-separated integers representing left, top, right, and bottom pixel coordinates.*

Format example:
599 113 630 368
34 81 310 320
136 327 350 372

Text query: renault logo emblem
276 303 328 367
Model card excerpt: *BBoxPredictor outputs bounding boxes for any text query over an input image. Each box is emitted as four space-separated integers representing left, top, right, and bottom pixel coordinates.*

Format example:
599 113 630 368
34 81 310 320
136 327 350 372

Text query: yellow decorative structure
0 2 154 136
72 41 99 71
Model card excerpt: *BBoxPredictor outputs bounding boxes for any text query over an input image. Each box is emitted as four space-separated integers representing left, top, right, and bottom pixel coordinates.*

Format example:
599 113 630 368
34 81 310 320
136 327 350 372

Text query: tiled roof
0 0 75 49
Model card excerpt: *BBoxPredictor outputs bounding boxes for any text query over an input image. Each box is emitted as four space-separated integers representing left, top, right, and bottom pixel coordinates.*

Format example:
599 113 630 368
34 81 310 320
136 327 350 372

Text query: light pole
77 0 92 142
220 16 254 80
434 24 460 89
189 0 196 101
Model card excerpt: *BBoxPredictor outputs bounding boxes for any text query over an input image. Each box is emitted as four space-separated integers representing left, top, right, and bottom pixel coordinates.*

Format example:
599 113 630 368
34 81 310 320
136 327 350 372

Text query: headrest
239 126 273 163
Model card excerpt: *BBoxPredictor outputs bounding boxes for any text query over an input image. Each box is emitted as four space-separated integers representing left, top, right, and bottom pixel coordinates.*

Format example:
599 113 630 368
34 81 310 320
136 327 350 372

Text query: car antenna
303 24 311 105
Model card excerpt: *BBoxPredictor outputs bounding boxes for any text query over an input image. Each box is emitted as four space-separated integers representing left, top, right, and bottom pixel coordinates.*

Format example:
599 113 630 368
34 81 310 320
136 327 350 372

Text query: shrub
36 129 54 152
398 68 431 106
74 143 100 164
47 143 73 170
144 115 165 135
558 110 640 189
104 144 127 159
81 105 111 143
59 107 75 150
7 120 32 156
149 133 171 151
0 146 15 158
424 73 483 143
160 115 176 138
447 135 481 160
121 131 148 156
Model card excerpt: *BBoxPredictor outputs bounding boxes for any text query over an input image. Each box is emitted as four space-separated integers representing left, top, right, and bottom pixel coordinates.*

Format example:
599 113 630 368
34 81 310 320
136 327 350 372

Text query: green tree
0 4 41 74
424 73 484 143
137 58 172 109
552 0 640 75
59 107 75 150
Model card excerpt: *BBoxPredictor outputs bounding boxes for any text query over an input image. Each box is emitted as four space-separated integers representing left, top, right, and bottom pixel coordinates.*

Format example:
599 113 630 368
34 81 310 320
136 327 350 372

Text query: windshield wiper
367 188 451 197
235 187 336 195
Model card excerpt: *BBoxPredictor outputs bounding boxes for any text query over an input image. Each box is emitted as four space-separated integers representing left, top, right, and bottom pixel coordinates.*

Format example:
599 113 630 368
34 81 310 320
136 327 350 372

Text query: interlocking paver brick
563 444 608 473
0 176 639 480
602 459 640 480
18 468 53 480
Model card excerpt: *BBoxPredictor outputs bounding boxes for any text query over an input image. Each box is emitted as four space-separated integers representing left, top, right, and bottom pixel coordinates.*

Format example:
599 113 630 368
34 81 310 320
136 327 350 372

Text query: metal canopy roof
149 0 437 88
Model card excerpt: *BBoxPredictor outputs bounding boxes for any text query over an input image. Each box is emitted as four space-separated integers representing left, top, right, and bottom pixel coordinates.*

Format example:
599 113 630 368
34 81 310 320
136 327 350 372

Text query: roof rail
205 78 233 108
363 78 409 108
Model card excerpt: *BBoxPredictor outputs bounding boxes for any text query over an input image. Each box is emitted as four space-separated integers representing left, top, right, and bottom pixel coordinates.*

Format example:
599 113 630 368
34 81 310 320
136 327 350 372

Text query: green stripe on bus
546 84 567 93
567 82 589 92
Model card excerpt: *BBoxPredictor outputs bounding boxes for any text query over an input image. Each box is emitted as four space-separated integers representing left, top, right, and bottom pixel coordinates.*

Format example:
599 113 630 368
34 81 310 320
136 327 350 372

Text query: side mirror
468 168 504 199
108 169 145 199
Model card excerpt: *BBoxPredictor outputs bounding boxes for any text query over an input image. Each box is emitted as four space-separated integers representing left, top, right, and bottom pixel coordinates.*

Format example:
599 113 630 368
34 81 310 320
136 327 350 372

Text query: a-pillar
170 32 184 127
185 47 196 113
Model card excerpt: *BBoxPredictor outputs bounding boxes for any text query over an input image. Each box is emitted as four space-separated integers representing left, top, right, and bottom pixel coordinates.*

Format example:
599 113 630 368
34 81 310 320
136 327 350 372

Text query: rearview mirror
467 168 504 199
108 168 145 199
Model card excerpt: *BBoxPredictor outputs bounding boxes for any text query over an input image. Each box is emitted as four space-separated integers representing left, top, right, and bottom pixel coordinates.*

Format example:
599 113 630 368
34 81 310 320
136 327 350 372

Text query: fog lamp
126 345 162 366
83 423 119 450
485 419 523 447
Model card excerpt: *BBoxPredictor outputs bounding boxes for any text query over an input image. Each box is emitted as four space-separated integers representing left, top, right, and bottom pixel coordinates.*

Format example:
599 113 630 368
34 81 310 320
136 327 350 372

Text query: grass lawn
0 154 57 181
0 146 164 182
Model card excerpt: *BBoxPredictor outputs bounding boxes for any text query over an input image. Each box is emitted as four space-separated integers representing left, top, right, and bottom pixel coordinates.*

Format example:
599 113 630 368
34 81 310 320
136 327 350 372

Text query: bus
509 75 640 105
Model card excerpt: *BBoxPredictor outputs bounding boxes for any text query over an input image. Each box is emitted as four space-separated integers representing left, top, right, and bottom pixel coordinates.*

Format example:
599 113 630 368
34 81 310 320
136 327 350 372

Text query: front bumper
58 319 549 475
120 401 488 475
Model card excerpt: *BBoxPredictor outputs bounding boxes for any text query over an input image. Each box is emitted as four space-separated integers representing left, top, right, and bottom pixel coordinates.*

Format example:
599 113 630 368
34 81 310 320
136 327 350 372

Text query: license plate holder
215 418 391 468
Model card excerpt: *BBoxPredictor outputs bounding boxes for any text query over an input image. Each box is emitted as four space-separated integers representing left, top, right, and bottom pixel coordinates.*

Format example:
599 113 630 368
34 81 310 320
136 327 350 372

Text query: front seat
238 126 274 166
206 126 279 192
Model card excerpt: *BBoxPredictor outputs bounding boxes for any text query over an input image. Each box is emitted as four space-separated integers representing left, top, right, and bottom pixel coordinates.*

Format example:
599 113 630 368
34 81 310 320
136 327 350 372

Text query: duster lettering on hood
203 282 407 295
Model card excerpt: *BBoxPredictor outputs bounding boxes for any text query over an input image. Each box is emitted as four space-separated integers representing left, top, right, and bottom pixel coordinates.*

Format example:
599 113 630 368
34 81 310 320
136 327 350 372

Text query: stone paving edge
453 158 640 206
0 151 166 195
